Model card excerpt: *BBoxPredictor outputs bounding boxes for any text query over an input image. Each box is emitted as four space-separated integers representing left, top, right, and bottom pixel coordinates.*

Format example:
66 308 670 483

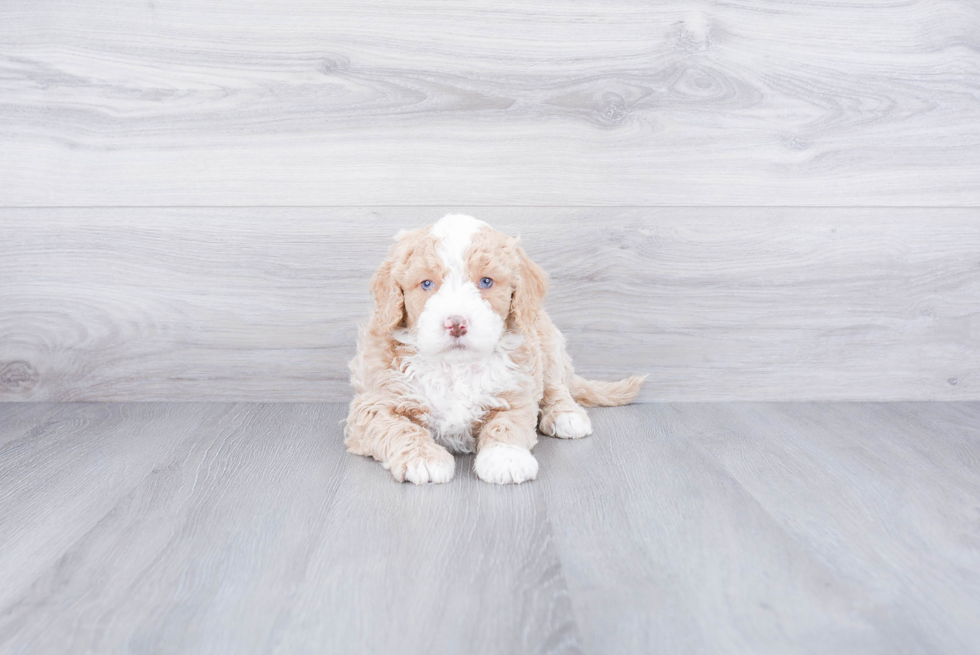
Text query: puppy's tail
569 374 647 407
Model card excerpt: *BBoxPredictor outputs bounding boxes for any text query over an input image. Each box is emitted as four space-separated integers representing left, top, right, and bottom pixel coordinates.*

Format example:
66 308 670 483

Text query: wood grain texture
272 451 581 655
0 403 581 655
0 403 216 610
2 208 978 402
534 402 980 655
1 401 978 654
1 0 979 206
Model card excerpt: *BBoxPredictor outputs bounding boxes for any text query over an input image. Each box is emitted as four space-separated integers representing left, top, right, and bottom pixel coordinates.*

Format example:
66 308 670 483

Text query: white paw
545 410 593 439
401 449 455 485
474 444 539 485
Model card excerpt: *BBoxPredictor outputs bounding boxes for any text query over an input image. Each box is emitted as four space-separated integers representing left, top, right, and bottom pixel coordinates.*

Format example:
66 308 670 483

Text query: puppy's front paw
390 442 455 485
541 408 593 439
474 444 538 485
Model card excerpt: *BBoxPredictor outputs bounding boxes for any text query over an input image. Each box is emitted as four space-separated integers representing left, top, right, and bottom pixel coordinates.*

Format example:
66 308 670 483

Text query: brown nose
445 315 467 338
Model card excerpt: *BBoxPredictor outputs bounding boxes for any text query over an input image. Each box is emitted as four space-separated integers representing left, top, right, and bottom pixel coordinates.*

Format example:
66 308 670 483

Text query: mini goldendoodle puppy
345 214 645 485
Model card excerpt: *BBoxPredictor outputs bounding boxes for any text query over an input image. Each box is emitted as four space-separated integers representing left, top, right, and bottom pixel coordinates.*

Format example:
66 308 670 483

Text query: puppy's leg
346 397 454 485
537 319 593 439
540 400 592 439
474 400 539 485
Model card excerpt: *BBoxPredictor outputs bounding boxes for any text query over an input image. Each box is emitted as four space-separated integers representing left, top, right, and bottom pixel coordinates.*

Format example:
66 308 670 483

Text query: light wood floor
1 402 978 654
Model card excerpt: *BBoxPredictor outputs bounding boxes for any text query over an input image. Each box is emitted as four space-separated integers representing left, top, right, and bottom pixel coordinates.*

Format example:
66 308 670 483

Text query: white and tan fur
345 214 645 485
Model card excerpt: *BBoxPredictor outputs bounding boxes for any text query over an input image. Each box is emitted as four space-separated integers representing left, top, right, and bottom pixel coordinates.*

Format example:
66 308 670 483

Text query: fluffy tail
569 374 647 407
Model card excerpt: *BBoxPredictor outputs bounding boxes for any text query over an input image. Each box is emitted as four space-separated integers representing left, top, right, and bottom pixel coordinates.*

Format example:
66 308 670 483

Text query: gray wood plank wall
2 208 978 402
2 0 979 206
2 1 978 401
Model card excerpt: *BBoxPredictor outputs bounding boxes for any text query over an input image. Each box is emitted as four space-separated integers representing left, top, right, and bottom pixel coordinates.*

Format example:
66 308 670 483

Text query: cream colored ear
393 229 412 241
369 256 405 335
509 244 549 335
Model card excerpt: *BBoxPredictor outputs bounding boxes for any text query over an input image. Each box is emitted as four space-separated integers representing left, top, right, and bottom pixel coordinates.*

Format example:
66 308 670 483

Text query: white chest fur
397 343 526 454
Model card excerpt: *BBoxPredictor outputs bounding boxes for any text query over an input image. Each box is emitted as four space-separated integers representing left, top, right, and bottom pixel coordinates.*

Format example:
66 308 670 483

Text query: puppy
345 214 645 485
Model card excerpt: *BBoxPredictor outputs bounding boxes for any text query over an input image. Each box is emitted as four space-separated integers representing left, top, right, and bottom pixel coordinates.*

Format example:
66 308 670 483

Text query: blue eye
479 277 493 289
421 280 434 291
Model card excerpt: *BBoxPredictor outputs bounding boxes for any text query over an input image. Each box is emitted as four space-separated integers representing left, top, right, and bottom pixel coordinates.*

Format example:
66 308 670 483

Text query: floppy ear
509 244 549 335
368 253 405 336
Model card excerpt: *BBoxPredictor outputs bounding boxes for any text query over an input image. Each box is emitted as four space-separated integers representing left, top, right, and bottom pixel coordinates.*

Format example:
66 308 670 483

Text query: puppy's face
371 215 547 357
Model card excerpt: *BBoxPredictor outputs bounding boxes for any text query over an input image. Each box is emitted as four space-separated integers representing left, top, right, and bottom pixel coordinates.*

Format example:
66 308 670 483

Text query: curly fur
345 214 645 485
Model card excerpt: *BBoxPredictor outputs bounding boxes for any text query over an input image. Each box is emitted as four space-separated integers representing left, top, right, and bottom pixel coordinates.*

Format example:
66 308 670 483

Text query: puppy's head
369 214 548 357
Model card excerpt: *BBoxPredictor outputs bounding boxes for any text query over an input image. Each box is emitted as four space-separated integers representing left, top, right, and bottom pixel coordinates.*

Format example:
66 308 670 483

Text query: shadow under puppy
346 214 645 485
